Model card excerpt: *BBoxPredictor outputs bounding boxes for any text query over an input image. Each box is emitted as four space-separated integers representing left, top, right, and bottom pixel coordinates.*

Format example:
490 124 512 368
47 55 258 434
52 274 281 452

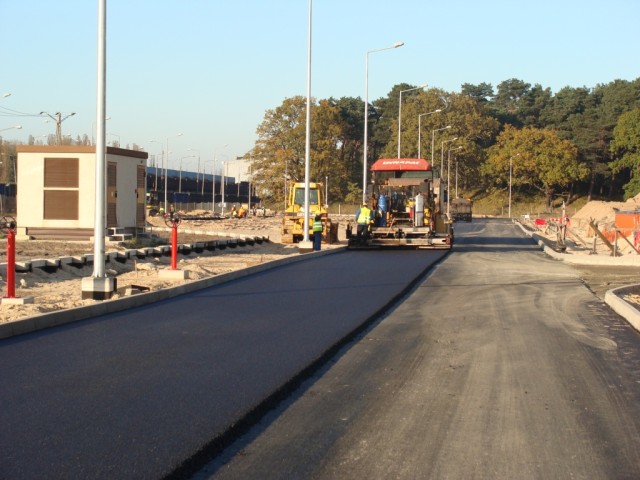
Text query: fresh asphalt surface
0 242 447 479
197 220 640 480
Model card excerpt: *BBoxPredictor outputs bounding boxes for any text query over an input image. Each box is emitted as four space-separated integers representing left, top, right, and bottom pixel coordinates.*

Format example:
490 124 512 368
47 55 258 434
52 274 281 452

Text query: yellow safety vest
312 220 323 232
357 207 371 224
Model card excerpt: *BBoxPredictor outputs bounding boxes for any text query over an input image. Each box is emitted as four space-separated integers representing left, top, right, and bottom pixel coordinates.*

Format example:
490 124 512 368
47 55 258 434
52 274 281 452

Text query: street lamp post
363 41 404 203
447 145 462 218
440 137 458 180
165 133 183 212
397 84 427 158
212 144 229 215
40 111 76 145
418 109 441 158
92 116 110 145
149 140 163 193
107 132 120 147
188 148 200 193
178 155 196 193
431 125 451 176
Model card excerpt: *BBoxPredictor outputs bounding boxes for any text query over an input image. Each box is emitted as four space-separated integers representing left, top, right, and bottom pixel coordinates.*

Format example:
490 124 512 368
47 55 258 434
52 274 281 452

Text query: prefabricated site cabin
15 145 148 240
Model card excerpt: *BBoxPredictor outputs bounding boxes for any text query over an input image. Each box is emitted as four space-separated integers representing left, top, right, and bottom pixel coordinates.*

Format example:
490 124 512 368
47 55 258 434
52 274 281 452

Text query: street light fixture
397 84 427 158
431 125 451 176
40 111 76 145
363 40 404 203
0 125 22 133
418 109 441 158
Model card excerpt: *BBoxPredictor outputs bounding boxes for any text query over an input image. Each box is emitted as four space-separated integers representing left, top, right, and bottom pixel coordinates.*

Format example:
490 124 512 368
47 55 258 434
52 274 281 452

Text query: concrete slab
1 296 34 305
159 268 188 280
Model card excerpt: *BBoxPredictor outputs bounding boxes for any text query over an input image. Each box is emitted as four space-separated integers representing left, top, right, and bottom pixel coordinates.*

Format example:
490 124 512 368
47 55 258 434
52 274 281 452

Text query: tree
461 82 494 102
382 88 500 187
610 108 640 199
250 96 359 206
486 125 588 206
251 96 308 204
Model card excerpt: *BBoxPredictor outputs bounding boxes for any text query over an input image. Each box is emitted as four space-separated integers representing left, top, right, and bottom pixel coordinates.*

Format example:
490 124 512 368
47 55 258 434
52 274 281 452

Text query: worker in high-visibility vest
355 202 373 242
312 214 323 251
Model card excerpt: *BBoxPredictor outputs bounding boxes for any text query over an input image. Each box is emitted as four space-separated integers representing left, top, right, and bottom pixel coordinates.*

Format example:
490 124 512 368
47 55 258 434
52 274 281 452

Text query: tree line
247 77 640 207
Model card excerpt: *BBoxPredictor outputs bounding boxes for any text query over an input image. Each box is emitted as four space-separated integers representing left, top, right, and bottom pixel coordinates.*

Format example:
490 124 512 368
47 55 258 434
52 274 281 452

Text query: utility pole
40 111 75 145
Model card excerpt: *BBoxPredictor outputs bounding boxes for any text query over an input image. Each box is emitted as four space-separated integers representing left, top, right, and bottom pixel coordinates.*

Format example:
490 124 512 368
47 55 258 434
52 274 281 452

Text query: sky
1 0 639 177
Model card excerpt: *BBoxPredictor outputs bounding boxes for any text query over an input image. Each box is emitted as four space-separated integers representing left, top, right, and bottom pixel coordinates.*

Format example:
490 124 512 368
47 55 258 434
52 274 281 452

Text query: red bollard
170 220 178 270
5 226 16 298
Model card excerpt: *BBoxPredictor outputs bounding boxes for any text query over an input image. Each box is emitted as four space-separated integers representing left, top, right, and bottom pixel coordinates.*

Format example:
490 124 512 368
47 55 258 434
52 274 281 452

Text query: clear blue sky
1 0 638 172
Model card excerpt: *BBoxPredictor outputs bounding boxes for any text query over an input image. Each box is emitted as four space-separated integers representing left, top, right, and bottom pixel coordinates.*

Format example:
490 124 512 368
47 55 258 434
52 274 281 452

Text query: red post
170 220 178 270
5 227 16 299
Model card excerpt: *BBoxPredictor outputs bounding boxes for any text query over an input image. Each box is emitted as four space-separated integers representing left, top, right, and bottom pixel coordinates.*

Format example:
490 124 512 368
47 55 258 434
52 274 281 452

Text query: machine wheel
281 233 294 243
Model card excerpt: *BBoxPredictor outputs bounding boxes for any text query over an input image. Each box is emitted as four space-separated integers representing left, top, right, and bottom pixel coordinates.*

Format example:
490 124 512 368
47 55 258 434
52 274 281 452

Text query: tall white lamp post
363 41 404 203
440 137 458 180
431 125 451 176
397 84 426 158
447 145 462 217
300 0 314 250
418 109 441 158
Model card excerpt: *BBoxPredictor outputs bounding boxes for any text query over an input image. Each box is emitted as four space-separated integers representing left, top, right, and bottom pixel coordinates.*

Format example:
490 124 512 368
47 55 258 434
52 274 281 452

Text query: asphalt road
197 220 640 480
0 244 447 479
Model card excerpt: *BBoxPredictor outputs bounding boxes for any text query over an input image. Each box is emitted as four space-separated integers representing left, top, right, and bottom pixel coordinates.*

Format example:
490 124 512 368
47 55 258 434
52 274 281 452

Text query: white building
15 145 148 240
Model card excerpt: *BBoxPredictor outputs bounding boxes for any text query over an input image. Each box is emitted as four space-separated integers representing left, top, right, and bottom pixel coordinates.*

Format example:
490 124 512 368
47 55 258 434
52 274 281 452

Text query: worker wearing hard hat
355 202 373 242
312 214 323 251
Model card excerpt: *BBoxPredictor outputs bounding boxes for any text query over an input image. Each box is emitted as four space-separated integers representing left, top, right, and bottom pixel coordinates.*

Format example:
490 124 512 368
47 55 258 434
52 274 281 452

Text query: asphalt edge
514 220 640 333
163 248 451 480
0 246 348 340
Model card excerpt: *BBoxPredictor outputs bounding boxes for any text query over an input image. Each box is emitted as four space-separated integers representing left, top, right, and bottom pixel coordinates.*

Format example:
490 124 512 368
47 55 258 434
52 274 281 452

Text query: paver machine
347 158 453 249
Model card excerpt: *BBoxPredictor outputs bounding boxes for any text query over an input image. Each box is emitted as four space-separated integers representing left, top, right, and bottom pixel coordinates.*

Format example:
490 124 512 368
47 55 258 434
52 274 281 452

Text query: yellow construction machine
281 181 339 244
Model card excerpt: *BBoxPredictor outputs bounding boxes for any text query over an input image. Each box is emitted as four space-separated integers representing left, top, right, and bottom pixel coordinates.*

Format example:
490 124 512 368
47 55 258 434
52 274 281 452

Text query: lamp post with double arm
431 125 451 177
363 41 404 203
418 109 441 159
397 84 426 158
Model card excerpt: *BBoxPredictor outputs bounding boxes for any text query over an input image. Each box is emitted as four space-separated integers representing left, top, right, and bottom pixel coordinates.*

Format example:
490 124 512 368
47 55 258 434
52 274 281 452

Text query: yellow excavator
281 181 339 244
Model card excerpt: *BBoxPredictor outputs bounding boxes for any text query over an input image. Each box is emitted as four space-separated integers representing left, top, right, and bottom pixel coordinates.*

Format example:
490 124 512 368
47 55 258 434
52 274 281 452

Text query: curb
0 245 347 340
605 286 640 333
